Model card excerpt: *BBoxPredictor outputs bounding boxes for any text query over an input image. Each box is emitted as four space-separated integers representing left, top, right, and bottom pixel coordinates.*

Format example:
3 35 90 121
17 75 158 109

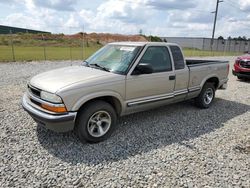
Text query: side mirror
133 63 153 75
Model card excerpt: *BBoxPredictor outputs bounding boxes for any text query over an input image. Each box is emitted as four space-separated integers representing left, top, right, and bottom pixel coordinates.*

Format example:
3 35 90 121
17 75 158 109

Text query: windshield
85 44 142 74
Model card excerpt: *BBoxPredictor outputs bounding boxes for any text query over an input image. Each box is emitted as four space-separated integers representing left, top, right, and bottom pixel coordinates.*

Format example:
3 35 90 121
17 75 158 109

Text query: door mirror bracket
132 63 153 75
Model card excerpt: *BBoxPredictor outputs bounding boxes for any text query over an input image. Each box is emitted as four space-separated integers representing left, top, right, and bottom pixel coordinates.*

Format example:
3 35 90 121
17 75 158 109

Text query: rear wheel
195 82 215 109
75 100 117 143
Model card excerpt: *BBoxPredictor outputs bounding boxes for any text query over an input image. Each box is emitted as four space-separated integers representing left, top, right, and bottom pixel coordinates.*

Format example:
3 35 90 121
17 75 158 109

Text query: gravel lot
0 57 249 187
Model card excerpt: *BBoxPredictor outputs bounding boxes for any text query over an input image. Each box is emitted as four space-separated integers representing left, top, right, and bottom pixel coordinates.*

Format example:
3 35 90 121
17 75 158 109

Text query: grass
183 48 242 57
0 45 242 62
0 33 243 62
0 45 101 62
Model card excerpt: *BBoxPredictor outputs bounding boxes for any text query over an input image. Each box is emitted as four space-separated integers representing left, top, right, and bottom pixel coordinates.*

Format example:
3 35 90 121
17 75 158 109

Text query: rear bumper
22 93 76 132
232 70 250 78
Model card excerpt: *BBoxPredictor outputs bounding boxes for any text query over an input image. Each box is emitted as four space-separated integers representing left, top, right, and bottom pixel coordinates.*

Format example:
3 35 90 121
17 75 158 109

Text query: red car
232 54 250 79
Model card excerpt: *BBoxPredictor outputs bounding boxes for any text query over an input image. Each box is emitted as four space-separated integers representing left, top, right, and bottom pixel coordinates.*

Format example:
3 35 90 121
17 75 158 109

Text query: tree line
218 36 250 41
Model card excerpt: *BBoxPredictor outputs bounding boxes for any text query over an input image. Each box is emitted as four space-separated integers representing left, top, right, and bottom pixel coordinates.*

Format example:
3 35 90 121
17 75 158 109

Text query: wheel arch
72 92 124 116
201 76 219 90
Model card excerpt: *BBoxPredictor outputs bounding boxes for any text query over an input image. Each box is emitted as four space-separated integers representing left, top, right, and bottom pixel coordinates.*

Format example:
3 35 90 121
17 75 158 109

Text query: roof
109 41 178 46
0 25 50 34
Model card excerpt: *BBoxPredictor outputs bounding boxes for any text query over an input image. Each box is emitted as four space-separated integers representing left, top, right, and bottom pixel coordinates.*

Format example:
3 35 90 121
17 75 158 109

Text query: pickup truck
22 42 229 143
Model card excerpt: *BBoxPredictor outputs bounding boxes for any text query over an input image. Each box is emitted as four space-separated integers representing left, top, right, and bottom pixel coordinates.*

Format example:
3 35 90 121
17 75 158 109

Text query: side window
139 46 172 73
170 46 185 70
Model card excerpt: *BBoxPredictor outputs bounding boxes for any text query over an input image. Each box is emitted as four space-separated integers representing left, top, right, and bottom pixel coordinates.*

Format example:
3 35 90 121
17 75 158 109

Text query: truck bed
186 59 228 66
186 59 229 92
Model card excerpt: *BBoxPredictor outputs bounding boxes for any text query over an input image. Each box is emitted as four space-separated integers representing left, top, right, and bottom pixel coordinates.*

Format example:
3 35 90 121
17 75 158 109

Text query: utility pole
211 0 223 50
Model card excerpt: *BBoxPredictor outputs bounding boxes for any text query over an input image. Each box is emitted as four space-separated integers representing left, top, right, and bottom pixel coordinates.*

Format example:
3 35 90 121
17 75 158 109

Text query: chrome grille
240 60 250 68
28 85 41 98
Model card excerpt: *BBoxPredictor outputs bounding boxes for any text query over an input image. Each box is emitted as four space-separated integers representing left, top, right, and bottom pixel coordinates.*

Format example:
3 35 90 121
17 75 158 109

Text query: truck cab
124 42 189 113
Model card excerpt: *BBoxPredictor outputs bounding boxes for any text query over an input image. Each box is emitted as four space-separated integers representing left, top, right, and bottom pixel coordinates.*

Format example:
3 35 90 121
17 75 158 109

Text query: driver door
125 45 175 110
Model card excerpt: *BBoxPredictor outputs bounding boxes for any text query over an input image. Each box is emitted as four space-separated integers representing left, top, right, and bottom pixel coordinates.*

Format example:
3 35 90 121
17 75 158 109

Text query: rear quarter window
170 46 185 70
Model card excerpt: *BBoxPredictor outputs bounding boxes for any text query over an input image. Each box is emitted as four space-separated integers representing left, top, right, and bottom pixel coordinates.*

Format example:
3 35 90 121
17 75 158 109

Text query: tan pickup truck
22 42 229 143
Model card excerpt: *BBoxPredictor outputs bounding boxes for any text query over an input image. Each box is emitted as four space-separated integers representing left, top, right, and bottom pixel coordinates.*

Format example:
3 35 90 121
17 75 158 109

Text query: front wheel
195 82 215 109
75 100 117 143
237 76 243 80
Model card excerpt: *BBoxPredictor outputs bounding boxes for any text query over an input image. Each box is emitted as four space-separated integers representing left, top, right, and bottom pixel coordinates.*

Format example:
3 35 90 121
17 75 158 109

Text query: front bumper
232 70 250 78
22 93 77 132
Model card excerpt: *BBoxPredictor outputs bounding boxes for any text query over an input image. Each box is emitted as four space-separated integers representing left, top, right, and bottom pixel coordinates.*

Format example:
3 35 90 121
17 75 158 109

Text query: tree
237 36 243 41
148 35 162 42
218 36 224 40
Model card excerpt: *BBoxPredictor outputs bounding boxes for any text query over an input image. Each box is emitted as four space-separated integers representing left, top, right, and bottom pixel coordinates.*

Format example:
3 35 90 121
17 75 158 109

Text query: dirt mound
66 32 148 44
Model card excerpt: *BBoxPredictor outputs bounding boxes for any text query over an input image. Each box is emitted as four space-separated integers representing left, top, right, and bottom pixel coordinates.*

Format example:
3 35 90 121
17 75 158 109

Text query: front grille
30 98 41 106
240 60 250 68
28 85 41 98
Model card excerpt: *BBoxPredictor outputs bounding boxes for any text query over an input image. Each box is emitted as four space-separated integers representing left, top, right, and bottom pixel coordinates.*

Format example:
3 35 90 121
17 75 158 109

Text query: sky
0 0 249 38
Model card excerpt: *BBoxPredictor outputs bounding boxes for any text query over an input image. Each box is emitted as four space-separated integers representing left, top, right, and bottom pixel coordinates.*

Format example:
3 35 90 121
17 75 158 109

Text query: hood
30 66 120 93
238 54 250 61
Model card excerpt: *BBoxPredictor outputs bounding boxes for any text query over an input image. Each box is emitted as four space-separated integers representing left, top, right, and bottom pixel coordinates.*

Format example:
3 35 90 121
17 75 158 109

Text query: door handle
169 75 176 80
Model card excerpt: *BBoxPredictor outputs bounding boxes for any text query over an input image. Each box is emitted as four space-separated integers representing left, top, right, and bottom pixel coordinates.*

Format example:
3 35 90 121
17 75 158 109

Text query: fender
200 74 219 89
71 90 125 113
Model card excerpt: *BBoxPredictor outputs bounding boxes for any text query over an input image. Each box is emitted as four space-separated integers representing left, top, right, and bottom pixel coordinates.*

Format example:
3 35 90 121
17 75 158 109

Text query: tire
75 100 117 143
195 82 215 109
237 76 243 80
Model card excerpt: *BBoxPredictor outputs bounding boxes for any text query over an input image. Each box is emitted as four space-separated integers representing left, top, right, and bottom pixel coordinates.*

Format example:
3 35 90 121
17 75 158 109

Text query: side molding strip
188 86 201 92
127 93 174 107
127 89 189 107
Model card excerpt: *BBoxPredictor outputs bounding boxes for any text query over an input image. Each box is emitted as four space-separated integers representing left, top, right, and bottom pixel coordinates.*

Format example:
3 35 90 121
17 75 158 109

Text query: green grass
183 48 242 57
0 45 101 62
0 45 242 62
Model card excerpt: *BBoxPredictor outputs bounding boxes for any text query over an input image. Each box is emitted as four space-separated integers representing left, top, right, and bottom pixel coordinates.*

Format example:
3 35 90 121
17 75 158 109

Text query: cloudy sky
0 0 249 38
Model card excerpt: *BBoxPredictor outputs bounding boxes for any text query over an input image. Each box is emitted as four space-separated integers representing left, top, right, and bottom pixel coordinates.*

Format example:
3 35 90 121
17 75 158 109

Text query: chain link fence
0 30 246 62
0 29 102 62
162 37 247 57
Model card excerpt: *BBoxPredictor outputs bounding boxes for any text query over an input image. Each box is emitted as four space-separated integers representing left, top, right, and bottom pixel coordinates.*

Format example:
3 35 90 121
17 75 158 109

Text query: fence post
228 39 231 52
191 39 194 56
216 39 219 52
209 38 213 56
70 44 72 62
202 38 205 56
81 26 84 60
42 34 47 61
10 30 15 62
69 27 72 63
81 33 84 60
223 39 227 56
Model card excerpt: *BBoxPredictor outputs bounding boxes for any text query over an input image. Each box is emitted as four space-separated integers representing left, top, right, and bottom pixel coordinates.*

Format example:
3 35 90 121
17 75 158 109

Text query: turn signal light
41 104 67 113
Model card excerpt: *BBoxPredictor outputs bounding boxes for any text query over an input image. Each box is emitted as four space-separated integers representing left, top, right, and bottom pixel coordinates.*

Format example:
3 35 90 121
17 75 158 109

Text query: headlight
40 91 62 103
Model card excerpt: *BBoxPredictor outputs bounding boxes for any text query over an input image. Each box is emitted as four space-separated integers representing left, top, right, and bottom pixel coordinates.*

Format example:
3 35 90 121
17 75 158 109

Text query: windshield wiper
81 60 89 67
89 63 110 72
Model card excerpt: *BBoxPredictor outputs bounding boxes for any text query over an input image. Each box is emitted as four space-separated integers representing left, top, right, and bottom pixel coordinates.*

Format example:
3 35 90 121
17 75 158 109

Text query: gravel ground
0 57 249 187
